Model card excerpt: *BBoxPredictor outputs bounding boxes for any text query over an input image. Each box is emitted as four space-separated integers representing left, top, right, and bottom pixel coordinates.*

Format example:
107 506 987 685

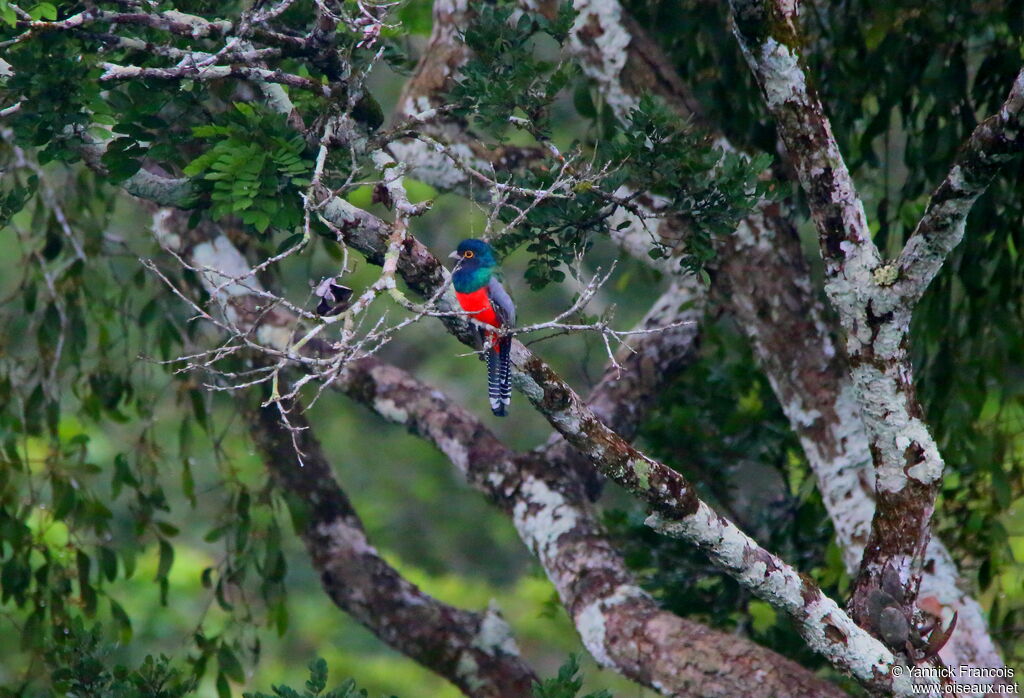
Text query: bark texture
558 0 1008 678
150 206 845 697
728 2 1024 672
248 394 538 698
145 209 539 697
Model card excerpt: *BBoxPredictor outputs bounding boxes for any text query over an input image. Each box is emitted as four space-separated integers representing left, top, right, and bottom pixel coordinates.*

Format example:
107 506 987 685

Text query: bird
449 239 516 416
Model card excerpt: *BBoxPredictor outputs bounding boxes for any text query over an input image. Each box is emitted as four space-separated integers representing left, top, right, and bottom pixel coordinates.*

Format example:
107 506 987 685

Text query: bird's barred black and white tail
487 336 513 417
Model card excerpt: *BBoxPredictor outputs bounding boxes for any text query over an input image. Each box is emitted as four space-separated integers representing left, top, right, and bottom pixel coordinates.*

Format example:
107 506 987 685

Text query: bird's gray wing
487 276 516 327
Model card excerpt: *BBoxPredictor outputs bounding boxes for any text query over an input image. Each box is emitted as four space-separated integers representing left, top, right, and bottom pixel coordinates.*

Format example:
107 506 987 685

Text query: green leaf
218 645 245 684
29 2 56 20
99 546 118 582
306 658 328 694
216 671 232 698
110 597 133 642
275 233 304 256
156 537 174 581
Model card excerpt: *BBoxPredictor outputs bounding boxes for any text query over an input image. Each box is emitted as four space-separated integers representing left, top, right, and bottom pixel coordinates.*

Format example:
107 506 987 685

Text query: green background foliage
1 0 1023 696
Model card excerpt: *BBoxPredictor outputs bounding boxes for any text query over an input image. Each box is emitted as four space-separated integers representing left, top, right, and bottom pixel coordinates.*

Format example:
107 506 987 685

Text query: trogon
449 239 516 416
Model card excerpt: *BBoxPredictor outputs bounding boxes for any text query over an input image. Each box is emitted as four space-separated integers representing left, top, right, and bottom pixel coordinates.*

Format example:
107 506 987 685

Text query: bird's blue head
450 238 498 293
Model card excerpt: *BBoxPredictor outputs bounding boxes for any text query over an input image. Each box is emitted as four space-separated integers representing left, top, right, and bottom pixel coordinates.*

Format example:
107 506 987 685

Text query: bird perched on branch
450 239 516 416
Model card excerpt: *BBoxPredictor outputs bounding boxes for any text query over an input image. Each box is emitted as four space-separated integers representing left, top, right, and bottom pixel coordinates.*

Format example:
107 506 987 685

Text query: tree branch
328 201 910 695
99 61 333 96
148 203 845 697
727 0 978 652
142 204 539 697
336 357 846 698
247 389 539 697
563 0 1004 678
894 68 1024 303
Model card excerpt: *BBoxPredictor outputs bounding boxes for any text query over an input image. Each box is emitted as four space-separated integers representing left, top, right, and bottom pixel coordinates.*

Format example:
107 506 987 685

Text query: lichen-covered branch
148 203 844 697
99 61 334 96
337 357 846 698
146 208 538 697
728 0 951 648
247 391 538 698
894 68 1024 303
566 0 1003 677
330 208 910 694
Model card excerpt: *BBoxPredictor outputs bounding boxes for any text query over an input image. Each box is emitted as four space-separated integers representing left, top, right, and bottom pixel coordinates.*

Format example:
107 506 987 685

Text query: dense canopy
0 1 1023 696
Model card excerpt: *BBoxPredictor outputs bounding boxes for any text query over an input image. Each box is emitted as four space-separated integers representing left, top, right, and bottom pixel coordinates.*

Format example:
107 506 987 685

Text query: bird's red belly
456 287 500 328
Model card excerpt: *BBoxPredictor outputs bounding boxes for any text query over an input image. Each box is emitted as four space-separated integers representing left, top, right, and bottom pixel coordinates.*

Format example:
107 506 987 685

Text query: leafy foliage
0 177 36 228
490 97 770 288
450 2 576 139
453 5 770 288
244 658 374 698
1 31 98 163
602 96 773 275
34 620 196 698
0 155 289 697
531 655 611 698
618 319 846 671
184 103 314 234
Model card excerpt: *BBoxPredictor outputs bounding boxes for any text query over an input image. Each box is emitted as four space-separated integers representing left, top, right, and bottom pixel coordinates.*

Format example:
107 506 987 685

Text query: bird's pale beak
448 251 461 260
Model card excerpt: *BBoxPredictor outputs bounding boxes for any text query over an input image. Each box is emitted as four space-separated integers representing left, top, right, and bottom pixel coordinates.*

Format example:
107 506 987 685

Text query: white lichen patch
373 397 409 424
850 364 944 490
191 236 266 300
799 381 876 572
320 195 375 230
549 408 583 436
758 38 807 109
872 264 899 286
316 518 378 558
511 476 579 561
151 209 182 251
438 435 470 473
919 541 1004 674
163 10 231 37
787 402 823 429
389 139 474 191
575 583 648 668
570 1 636 119
730 208 776 253
473 602 520 657
454 653 484 693
486 470 505 490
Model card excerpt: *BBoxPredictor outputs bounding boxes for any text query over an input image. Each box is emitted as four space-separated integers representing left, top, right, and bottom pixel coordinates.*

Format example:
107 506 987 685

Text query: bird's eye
463 250 475 259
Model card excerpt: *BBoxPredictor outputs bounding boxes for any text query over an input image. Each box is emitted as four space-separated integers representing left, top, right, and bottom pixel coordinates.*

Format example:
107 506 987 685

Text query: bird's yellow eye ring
463 250 475 259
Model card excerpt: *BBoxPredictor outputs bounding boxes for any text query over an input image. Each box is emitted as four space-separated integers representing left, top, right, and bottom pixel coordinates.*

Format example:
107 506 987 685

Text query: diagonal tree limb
338 357 846 698
170 198 869 693
325 196 911 695
727 0 1024 656
894 68 1024 303
246 388 539 698
143 208 539 698
150 206 846 697
561 0 1005 678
